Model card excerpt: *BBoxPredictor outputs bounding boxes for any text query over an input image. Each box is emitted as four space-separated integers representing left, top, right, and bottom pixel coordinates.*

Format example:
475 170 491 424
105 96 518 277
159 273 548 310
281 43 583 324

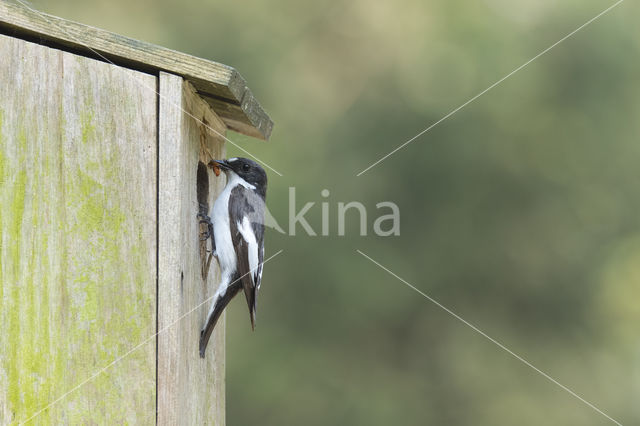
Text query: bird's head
209 157 267 195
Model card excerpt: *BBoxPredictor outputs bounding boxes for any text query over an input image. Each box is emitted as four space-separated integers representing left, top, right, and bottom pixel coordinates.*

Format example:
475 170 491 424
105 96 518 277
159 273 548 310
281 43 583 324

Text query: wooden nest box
0 2 273 424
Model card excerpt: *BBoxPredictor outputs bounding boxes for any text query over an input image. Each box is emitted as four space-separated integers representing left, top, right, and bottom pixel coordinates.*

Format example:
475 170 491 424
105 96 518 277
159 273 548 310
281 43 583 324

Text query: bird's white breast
212 173 255 280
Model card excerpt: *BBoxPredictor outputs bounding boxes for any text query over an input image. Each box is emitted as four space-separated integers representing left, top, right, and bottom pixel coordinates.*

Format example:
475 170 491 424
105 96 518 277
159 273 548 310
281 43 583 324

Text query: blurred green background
29 0 639 424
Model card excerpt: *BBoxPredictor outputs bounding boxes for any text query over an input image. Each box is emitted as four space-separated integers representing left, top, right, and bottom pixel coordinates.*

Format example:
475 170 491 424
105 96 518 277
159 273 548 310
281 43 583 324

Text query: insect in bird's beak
208 159 230 177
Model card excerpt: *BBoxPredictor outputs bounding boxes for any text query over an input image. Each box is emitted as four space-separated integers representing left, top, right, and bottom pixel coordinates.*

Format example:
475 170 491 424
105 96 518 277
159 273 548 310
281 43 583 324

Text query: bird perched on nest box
199 157 267 358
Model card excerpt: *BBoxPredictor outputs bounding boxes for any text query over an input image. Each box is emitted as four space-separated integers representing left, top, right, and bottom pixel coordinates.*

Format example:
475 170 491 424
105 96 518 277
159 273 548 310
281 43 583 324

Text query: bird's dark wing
229 186 265 330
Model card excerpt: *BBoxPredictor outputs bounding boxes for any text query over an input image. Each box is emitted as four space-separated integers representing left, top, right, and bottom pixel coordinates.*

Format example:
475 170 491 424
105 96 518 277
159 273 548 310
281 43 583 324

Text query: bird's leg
203 251 215 281
198 203 217 281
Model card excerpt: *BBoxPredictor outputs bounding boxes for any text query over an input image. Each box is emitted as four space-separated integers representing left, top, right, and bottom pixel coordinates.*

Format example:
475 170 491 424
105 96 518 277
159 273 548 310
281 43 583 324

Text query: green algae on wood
0 107 5 303
0 34 157 423
0 108 5 183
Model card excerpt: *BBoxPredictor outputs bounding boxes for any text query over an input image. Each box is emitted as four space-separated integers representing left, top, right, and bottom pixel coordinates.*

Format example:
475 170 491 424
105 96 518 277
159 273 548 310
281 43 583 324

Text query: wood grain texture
158 72 226 425
0 34 157 423
0 1 273 140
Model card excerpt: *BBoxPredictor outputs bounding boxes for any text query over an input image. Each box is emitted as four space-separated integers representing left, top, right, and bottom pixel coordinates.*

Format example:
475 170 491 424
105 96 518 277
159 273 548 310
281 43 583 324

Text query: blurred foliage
29 0 640 424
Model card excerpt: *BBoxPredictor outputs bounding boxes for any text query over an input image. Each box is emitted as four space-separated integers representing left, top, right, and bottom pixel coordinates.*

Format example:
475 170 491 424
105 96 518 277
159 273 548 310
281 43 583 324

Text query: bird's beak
209 159 231 170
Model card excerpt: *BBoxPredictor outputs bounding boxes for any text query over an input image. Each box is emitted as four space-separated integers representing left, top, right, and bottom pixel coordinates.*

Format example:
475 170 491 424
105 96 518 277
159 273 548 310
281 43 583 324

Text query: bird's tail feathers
199 283 241 358
241 280 258 331
250 307 256 331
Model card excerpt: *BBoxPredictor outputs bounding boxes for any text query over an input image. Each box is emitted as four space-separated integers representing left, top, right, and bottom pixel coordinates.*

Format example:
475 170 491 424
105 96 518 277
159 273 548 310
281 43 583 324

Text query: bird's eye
242 164 250 172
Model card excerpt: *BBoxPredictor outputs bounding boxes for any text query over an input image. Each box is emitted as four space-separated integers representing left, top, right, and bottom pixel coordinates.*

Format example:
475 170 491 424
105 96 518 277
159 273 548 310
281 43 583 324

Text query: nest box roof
0 1 273 140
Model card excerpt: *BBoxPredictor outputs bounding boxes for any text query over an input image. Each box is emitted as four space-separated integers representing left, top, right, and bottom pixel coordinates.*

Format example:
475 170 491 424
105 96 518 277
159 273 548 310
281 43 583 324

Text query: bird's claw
199 221 213 240
197 210 214 242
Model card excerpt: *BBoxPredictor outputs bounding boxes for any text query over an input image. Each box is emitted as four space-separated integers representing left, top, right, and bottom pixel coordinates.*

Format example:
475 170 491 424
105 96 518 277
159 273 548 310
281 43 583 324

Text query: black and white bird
199 157 267 358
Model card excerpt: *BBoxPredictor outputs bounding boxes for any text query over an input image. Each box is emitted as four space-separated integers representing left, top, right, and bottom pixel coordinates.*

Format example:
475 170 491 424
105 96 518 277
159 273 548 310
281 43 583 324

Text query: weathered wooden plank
0 34 157 423
158 72 226 425
0 1 273 140
202 93 274 140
